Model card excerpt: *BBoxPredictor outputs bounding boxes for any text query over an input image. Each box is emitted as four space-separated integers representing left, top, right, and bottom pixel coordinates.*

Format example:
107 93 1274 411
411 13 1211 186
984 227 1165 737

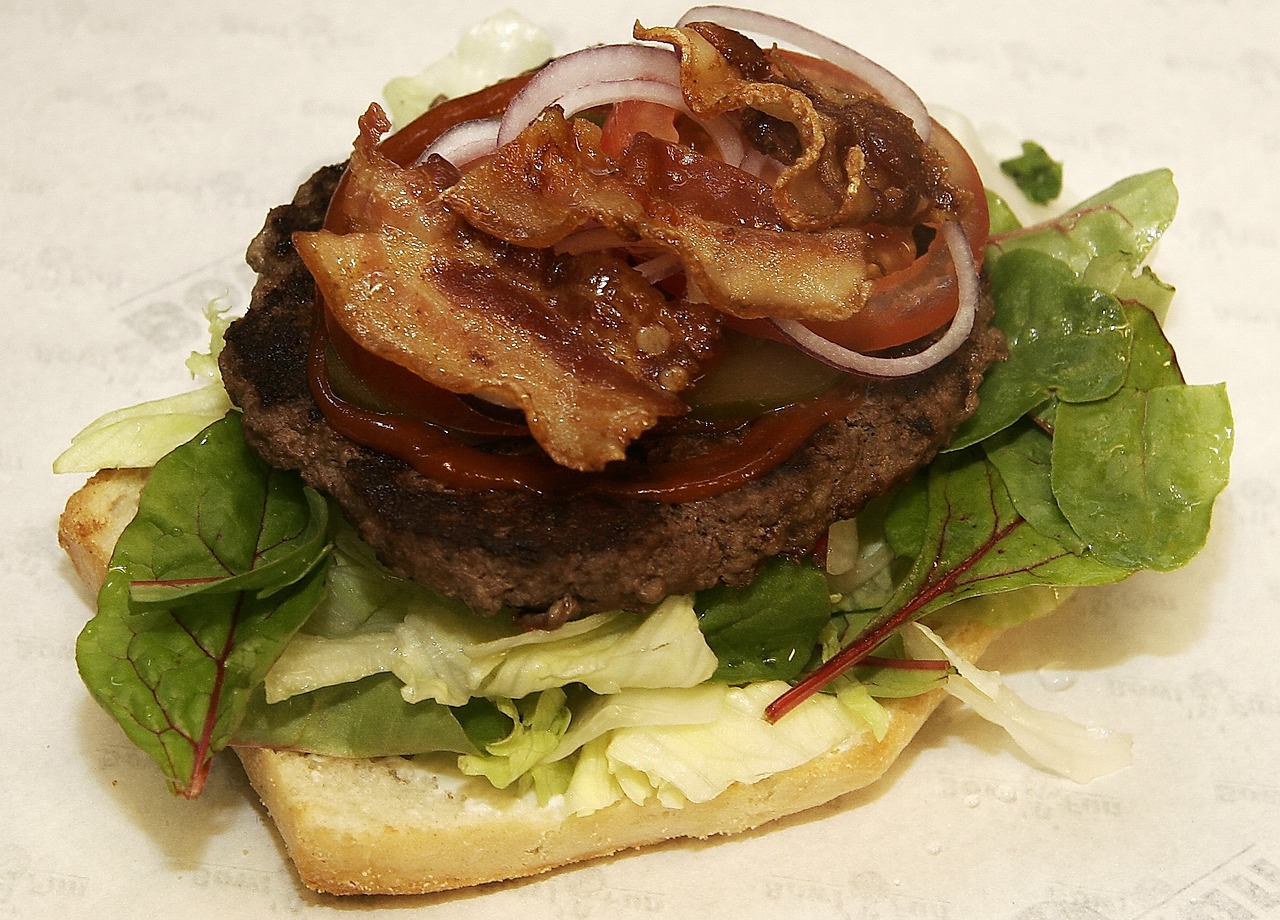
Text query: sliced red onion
675 5 931 141
414 117 501 168
499 43 681 146
632 252 683 284
739 146 784 183
771 221 977 378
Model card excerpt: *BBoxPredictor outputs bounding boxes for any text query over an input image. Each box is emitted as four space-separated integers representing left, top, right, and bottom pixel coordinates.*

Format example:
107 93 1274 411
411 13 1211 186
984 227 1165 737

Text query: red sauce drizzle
308 316 860 502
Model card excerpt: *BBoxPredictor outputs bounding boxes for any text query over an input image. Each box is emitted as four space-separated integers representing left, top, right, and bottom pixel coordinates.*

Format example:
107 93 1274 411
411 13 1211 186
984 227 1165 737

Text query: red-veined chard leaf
986 168 1177 294
766 450 1129 721
75 413 332 797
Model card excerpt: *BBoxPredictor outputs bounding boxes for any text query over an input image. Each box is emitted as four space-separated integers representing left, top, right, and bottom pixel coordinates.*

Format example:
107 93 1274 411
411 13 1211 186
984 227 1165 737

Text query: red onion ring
499 43 681 146
739 146 785 183
414 117 501 167
675 5 932 141
771 221 978 377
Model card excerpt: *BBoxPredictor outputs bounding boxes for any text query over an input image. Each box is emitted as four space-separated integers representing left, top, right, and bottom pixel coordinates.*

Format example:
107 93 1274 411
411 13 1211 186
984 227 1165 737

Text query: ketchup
308 315 862 502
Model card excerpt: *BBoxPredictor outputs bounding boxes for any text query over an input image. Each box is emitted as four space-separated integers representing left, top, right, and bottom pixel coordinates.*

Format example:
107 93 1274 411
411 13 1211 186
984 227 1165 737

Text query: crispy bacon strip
639 22 958 231
444 110 874 321
296 107 719 472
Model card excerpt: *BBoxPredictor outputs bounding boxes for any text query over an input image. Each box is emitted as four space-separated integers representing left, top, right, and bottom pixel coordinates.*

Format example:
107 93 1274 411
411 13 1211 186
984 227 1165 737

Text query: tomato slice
796 121 989 352
600 99 680 156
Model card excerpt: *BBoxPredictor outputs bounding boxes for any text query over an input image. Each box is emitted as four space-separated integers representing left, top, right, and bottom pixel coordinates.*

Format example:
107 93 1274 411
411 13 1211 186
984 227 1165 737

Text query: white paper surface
5 1 1277 917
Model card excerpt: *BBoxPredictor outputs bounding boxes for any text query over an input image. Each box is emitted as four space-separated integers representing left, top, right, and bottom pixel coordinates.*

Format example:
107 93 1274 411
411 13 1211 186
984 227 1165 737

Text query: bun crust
61 467 1001 895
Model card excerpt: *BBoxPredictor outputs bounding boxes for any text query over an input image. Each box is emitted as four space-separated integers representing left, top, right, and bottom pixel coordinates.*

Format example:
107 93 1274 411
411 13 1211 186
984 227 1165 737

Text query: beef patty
220 164 1004 616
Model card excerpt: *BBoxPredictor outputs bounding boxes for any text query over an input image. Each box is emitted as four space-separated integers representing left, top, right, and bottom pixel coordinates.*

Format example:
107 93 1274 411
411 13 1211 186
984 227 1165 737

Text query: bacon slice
296 107 719 472
292 17 961 473
444 110 874 321
637 22 958 231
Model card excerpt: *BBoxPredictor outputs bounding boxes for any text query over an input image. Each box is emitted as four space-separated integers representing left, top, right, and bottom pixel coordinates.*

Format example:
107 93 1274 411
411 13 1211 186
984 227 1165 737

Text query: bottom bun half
61 467 1002 896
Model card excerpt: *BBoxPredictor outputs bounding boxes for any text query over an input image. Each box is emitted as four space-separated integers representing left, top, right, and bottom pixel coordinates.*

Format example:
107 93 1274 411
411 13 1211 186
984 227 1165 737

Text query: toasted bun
62 468 1002 895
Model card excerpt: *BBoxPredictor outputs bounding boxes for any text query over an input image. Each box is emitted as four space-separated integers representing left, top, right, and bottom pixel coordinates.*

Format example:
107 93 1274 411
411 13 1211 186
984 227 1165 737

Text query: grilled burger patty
220 164 1004 616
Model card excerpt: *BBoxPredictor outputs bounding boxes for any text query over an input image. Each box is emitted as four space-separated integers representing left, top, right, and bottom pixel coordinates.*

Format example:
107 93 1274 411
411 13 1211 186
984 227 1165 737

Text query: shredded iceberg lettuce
265 593 718 707
457 689 573 804
474 596 718 698
382 11 552 127
553 682 871 816
901 623 1133 782
549 685 726 763
52 385 233 473
598 682 865 809
53 299 234 474
834 680 891 741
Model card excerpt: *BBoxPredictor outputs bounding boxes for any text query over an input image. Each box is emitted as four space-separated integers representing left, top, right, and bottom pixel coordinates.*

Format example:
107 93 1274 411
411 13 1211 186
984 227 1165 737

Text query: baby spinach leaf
1115 266 1175 323
1000 140 1063 204
1122 301 1184 390
235 674 483 757
695 557 832 682
1047 300 1231 571
949 249 1133 449
75 414 332 796
1053 383 1233 571
983 422 1086 553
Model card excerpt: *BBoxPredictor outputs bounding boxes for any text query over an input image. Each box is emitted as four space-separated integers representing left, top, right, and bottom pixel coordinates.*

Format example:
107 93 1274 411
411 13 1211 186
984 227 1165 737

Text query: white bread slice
61 468 1002 895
